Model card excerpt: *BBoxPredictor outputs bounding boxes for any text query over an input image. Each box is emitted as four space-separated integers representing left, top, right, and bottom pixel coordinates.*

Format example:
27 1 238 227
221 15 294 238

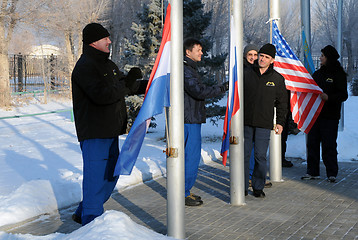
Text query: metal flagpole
269 0 283 182
167 0 185 238
301 0 311 165
337 0 344 132
301 0 311 51
230 0 245 206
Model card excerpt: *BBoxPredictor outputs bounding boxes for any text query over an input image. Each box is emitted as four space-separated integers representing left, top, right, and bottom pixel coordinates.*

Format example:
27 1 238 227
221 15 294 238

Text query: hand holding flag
271 20 324 134
113 4 171 176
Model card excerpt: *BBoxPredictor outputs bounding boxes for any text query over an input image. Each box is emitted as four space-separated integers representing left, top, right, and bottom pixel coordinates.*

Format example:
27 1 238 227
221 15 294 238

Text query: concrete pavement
1 157 357 239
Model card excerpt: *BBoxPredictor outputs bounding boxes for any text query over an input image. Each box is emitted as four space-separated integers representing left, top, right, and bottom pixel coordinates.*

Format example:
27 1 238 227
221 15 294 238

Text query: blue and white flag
114 4 171 176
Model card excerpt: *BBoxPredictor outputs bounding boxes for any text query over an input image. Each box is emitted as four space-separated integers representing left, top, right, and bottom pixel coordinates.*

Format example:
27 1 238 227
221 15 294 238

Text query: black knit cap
258 43 276 58
321 45 340 61
82 23 110 45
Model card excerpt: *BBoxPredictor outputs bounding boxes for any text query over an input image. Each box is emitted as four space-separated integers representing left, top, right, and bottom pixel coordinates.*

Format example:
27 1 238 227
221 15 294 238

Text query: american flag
221 16 240 166
272 20 324 134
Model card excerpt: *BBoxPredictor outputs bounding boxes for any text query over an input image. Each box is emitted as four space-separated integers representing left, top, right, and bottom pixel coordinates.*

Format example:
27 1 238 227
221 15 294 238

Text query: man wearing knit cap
302 45 348 183
243 43 288 198
71 22 147 225
243 43 273 188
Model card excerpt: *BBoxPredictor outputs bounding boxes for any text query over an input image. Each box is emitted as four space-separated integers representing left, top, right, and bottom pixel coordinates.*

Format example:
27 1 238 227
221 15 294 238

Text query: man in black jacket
183 38 228 206
71 23 146 225
302 45 348 183
243 43 288 198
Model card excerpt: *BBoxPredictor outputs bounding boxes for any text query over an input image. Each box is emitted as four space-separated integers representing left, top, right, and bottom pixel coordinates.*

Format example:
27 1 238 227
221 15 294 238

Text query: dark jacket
244 61 288 129
243 58 253 70
184 56 225 124
312 64 348 120
71 45 145 141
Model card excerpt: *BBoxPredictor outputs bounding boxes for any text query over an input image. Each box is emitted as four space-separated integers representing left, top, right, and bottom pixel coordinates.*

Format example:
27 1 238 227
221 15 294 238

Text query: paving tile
1 158 358 240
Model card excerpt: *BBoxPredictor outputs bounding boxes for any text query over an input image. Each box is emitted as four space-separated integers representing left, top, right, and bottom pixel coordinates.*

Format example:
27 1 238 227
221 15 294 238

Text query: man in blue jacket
71 23 146 225
243 43 288 198
183 38 229 206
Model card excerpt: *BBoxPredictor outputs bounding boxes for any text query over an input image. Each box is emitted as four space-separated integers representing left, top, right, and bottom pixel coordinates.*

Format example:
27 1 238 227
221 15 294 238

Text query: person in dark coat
183 38 229 206
71 23 146 225
243 44 273 188
243 43 288 198
281 90 294 168
302 45 348 183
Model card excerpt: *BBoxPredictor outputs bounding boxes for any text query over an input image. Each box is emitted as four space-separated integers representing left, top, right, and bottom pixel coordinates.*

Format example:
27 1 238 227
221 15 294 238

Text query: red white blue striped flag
221 16 240 166
272 20 324 134
114 4 171 176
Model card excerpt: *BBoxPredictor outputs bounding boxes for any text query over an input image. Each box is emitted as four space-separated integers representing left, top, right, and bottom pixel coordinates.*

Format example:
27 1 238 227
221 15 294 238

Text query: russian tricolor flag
114 4 171 176
221 16 240 166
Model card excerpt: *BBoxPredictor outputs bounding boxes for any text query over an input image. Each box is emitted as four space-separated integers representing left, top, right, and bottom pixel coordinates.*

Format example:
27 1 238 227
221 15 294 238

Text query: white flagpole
167 0 185 238
230 0 245 206
301 0 311 167
269 0 283 182
301 0 311 48
337 0 344 132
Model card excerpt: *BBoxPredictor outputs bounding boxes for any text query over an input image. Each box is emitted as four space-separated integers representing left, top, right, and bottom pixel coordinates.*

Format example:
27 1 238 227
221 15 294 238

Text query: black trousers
306 117 339 178
281 116 289 161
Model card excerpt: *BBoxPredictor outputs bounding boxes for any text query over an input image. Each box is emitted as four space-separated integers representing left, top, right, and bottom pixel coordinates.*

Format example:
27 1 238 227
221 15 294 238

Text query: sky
0 95 357 239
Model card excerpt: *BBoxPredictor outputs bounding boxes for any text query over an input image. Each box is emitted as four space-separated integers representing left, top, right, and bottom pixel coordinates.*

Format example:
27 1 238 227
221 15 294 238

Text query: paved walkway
1 158 358 239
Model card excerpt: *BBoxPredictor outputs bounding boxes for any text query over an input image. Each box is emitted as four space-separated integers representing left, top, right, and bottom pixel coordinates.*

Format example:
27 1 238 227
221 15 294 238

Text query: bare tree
279 0 301 57
39 0 111 85
203 0 229 56
107 0 145 65
312 0 358 80
8 25 36 55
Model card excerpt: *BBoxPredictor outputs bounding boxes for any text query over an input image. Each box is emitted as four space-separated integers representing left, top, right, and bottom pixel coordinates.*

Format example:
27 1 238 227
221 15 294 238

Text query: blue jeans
184 124 202 197
249 146 254 179
244 126 271 191
75 138 119 225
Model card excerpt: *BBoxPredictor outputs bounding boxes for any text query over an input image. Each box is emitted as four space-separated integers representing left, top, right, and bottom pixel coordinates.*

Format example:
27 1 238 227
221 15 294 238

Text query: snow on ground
0 211 176 240
0 95 357 239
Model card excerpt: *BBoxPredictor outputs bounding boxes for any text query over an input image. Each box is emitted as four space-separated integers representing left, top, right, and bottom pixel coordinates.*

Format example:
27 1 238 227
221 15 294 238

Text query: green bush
125 95 156 133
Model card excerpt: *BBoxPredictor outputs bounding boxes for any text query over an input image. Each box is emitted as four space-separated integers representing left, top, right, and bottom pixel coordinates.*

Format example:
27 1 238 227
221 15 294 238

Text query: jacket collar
253 59 274 76
184 56 198 70
82 44 110 62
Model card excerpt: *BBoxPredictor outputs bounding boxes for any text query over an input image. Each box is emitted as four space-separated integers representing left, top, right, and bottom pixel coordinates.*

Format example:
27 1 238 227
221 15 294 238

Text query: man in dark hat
302 45 348 183
243 43 288 198
243 43 273 188
71 22 147 225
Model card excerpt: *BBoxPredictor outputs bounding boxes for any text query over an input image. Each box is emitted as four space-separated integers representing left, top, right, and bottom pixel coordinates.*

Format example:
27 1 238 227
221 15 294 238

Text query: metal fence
9 54 70 93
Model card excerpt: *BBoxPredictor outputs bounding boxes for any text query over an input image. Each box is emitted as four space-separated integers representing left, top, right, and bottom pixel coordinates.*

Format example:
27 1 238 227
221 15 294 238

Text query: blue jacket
183 56 224 124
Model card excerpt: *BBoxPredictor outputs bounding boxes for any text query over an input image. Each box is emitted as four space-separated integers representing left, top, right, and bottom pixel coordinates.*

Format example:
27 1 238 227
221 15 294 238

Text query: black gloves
125 67 143 90
127 67 143 80
220 81 229 92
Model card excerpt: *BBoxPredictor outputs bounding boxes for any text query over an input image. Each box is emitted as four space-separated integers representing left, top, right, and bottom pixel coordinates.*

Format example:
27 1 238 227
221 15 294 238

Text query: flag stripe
113 4 171 176
275 60 312 76
221 16 240 166
272 20 324 134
